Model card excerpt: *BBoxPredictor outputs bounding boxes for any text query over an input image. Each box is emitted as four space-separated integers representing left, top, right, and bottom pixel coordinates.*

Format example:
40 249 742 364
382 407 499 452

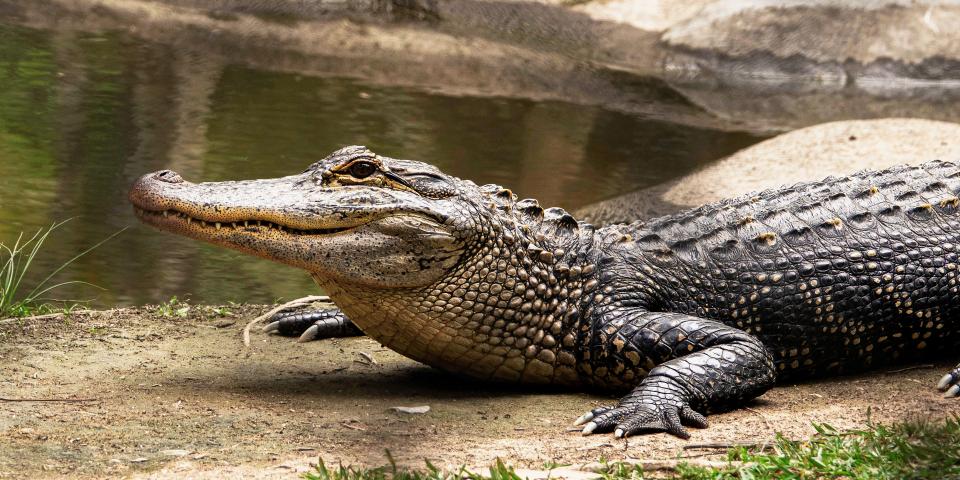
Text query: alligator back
623 160 960 379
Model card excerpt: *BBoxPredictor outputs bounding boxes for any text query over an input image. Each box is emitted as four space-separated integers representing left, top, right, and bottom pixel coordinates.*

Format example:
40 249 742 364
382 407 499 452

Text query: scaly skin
129 146 960 438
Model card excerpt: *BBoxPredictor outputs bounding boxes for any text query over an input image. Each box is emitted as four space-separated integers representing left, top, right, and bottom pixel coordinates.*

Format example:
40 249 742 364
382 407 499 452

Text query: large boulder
576 118 960 224
660 1 960 86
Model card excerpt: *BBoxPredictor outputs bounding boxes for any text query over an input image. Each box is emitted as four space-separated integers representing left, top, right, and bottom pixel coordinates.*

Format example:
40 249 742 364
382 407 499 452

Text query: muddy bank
1 304 955 478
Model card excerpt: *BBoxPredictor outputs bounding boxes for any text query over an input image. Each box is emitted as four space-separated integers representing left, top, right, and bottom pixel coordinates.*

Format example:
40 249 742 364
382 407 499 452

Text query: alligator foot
263 309 363 342
937 365 960 398
577 312 776 438
574 380 708 439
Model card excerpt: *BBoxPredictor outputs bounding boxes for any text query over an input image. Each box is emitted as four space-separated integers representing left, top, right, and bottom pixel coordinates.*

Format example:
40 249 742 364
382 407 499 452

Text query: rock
660 1 960 92
160 449 192 457
575 0 714 33
664 118 960 204
390 405 430 414
576 118 960 225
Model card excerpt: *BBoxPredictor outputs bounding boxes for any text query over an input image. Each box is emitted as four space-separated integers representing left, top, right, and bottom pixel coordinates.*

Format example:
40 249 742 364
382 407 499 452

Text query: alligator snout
129 170 187 212
154 170 183 184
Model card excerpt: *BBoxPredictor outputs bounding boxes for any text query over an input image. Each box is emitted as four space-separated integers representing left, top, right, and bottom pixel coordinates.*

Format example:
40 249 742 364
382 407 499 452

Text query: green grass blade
27 280 105 302
23 225 126 302
1 221 123 317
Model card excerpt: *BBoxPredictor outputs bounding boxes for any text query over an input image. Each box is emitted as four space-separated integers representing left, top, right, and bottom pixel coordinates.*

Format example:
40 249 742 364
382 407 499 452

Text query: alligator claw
573 412 594 426
298 325 321 343
937 366 960 398
938 373 955 391
573 406 611 426
262 321 280 333
266 309 362 341
581 421 598 435
579 389 707 439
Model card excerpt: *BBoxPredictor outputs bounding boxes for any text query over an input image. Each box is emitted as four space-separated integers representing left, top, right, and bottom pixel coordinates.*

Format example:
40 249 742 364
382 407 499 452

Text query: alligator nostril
154 170 184 184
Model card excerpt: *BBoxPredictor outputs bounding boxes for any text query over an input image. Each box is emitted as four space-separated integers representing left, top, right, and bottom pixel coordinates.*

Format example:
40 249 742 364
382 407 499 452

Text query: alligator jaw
127 169 379 270
131 205 358 238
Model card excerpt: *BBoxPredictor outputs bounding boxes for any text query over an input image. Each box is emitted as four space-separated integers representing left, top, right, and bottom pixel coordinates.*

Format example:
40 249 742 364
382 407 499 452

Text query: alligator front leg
263 309 364 342
576 311 776 438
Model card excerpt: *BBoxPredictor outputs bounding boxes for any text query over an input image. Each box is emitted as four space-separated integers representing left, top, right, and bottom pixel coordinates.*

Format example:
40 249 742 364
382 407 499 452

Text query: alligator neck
315 213 601 386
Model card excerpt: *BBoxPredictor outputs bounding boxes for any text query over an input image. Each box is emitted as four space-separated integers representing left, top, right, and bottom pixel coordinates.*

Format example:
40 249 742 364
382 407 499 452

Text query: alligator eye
348 161 377 179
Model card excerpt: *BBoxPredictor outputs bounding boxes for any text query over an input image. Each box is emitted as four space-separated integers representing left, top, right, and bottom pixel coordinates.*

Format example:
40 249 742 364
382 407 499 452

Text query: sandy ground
0 304 956 479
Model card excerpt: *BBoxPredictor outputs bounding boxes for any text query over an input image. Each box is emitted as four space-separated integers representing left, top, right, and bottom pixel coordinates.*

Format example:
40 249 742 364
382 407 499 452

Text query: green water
0 23 763 307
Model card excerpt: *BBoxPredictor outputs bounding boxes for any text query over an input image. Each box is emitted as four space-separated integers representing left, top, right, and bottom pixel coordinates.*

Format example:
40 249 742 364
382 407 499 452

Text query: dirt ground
1 304 956 479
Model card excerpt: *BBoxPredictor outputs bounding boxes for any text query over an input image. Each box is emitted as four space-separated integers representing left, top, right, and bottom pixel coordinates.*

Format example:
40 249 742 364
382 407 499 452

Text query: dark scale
131 146 960 440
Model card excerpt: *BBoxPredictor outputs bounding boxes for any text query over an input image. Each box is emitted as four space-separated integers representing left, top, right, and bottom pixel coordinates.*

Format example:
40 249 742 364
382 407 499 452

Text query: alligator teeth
139 207 349 236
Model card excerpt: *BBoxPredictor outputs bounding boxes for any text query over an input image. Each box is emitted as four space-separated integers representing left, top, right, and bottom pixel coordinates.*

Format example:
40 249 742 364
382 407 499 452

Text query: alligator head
130 146 594 383
130 146 478 289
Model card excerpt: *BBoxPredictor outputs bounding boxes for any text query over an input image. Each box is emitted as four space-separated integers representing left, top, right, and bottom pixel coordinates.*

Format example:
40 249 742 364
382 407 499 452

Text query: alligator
129 145 960 438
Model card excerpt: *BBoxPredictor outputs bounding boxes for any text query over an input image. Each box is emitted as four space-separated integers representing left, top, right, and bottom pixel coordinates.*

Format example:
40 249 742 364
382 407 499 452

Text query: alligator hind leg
576 311 776 438
938 364 960 397
263 309 364 342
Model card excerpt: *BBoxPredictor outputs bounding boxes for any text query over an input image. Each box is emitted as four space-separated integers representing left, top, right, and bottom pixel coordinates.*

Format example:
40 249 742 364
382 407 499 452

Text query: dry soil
0 304 956 479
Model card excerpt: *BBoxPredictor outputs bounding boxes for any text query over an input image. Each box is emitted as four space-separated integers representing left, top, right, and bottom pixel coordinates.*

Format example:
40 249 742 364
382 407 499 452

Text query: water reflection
0 23 763 307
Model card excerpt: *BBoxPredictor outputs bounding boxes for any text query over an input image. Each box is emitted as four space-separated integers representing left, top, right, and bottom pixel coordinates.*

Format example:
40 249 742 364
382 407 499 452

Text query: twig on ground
1 312 65 324
683 442 758 450
745 406 774 432
242 295 329 347
886 364 935 374
0 396 98 402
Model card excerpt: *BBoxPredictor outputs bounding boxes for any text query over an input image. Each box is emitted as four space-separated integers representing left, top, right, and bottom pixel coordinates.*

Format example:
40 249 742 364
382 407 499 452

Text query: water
0 22 764 307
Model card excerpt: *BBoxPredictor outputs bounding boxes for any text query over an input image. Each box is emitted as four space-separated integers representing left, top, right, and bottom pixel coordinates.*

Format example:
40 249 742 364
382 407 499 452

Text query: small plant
0 220 122 318
207 306 232 317
86 325 109 335
304 451 523 480
540 460 570 470
154 295 190 318
596 461 645 480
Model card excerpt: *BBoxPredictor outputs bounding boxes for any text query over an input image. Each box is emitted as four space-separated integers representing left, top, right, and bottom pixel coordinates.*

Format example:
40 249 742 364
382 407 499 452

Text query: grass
676 416 960 480
150 297 237 320
0 220 123 318
304 418 960 480
305 451 525 480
